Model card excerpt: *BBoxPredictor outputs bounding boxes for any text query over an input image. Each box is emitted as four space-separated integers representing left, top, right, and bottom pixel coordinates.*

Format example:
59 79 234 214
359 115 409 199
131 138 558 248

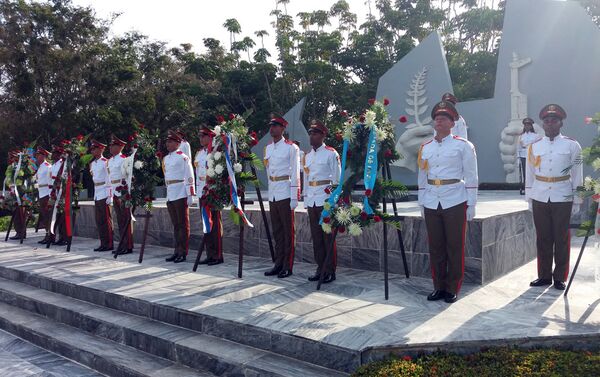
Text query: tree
223 18 241 51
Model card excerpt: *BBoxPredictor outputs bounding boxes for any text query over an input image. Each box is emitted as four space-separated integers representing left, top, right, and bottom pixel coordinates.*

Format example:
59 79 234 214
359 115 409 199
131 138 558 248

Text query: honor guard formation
5 98 583 303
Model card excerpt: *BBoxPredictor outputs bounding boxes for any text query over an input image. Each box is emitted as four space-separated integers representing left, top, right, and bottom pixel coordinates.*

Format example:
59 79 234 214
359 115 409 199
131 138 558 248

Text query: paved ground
0 227 597 353
0 329 103 377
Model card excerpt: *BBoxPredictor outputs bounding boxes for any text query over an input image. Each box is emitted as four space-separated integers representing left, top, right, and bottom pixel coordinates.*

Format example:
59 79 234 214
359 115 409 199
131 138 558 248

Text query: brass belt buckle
434 179 442 186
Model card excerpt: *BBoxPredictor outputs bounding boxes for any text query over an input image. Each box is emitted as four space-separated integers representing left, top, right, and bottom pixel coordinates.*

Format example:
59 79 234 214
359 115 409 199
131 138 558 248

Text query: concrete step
0 277 348 377
0 301 215 377
0 254 360 373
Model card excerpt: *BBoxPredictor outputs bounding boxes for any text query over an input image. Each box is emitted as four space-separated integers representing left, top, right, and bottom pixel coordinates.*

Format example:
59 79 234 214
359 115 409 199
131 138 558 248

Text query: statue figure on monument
394 67 434 172
499 52 541 183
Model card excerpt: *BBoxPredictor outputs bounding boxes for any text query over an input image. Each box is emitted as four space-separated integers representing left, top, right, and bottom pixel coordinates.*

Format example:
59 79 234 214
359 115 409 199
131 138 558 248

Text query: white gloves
290 198 298 210
187 196 194 206
467 205 475 221
106 196 113 205
571 204 580 216
420 206 425 218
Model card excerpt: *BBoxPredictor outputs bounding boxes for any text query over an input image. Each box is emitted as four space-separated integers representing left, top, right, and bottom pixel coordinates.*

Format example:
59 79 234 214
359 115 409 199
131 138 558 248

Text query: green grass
353 348 600 377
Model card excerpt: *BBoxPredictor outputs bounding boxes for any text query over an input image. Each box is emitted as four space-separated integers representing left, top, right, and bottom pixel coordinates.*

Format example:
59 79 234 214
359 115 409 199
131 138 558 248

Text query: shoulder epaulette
325 146 336 152
176 151 183 155
452 135 467 142
120 154 126 158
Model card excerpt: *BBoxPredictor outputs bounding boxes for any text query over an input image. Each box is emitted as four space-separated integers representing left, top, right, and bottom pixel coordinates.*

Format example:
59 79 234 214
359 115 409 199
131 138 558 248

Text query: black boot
264 266 282 276
165 254 177 262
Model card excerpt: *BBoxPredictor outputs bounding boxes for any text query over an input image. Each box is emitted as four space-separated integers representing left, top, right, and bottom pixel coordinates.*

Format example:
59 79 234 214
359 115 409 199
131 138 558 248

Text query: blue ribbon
320 135 350 224
362 125 378 214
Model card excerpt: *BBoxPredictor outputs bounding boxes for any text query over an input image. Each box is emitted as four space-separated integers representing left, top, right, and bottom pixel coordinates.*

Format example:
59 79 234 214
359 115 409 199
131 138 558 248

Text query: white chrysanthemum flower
214 125 222 133
323 202 331 211
592 158 600 171
214 164 224 175
376 127 388 142
343 126 355 142
584 176 595 191
207 158 214 169
206 168 216 177
335 207 352 225
134 160 144 170
350 206 361 217
594 182 600 195
322 223 332 234
348 223 362 236
364 110 376 127
213 151 222 161
233 163 243 173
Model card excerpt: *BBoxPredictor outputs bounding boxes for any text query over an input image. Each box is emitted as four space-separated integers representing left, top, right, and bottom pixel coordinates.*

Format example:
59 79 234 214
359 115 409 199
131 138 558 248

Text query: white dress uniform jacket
264 138 300 202
108 154 126 197
51 159 65 183
303 144 341 208
164 150 195 202
194 148 208 197
518 132 541 158
90 157 110 201
525 134 582 204
418 134 478 209
180 140 192 160
36 160 52 199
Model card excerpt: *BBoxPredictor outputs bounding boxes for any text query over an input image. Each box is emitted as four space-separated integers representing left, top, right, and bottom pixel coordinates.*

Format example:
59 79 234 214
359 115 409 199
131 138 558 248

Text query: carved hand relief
394 67 433 172
499 52 533 183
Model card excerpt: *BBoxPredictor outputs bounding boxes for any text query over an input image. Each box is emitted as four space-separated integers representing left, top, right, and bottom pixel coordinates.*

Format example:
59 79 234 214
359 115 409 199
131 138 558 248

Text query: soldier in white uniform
163 130 195 263
441 93 468 140
34 147 52 244
526 104 582 290
176 129 192 159
303 121 341 283
108 136 133 254
518 118 540 194
89 140 113 252
263 116 301 278
195 125 223 265
49 145 68 245
418 101 478 303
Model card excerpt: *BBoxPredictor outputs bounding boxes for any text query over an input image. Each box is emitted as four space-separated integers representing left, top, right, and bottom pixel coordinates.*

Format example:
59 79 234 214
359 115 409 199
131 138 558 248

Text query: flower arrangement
321 99 406 236
1 146 38 212
200 113 261 224
114 122 162 212
581 113 600 238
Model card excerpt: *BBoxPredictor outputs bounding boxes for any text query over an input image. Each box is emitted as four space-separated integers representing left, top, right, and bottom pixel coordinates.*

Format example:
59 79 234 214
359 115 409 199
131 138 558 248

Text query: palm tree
254 30 269 49
223 18 241 51
240 36 256 62
253 48 271 63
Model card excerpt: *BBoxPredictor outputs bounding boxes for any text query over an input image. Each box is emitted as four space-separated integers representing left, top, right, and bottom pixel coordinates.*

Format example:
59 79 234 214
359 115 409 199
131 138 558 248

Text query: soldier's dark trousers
205 209 223 260
269 198 295 271
532 200 572 282
307 205 336 274
424 202 468 295
167 198 190 256
95 199 113 248
113 196 133 251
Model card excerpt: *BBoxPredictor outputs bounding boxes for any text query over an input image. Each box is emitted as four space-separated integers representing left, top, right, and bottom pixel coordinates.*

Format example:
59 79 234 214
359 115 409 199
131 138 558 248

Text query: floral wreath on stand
320 98 406 236
114 123 161 212
582 114 600 242
199 113 261 230
0 144 39 212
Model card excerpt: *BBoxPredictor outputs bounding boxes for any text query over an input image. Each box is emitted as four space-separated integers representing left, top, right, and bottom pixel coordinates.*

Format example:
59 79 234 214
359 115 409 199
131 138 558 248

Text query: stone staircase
0 242 351 377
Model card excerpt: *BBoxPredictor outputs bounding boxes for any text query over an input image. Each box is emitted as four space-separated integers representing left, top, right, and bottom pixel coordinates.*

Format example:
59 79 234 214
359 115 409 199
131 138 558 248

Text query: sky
71 0 374 56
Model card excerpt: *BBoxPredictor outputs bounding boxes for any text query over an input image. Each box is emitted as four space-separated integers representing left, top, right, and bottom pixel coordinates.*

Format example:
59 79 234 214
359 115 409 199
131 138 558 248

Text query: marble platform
0 233 598 374
73 192 543 285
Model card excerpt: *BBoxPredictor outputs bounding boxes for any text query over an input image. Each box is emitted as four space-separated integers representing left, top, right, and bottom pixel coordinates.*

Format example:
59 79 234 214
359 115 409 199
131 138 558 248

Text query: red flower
138 123 145 129
216 115 225 123
76 134 84 141
155 151 164 159
128 135 135 142
124 193 132 200
324 187 331 194
360 212 367 221
383 98 390 106
250 131 257 139
402 355 412 361
323 217 330 224
340 110 348 117
133 144 139 148
359 115 365 123
368 98 375 105
399 115 408 123
62 139 71 145
343 196 350 204
338 226 346 233
384 149 393 159
373 215 381 222
239 152 248 158
335 132 343 141
365 189 372 197
121 180 126 185
229 113 235 120
251 139 258 146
